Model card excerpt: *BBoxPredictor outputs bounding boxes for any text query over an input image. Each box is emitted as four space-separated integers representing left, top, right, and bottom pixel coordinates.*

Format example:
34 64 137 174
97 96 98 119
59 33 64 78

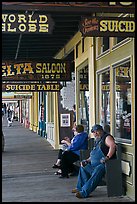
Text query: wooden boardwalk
2 116 134 202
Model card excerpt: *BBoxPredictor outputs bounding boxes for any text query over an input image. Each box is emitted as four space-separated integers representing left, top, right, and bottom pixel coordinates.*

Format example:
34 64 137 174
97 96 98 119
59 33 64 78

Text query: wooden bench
79 138 124 197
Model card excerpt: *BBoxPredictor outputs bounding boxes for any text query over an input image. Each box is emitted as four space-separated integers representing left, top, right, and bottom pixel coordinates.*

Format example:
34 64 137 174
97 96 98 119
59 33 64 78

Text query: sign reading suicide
80 16 135 37
2 13 54 33
2 83 62 92
2 61 71 81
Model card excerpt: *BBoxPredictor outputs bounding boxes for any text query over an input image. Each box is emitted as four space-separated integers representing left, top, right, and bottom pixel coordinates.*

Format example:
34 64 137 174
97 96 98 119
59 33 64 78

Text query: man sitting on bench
72 124 116 199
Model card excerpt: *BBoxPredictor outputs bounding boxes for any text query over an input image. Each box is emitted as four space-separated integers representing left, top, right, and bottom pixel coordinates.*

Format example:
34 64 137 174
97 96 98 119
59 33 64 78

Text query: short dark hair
76 124 84 133
73 104 76 110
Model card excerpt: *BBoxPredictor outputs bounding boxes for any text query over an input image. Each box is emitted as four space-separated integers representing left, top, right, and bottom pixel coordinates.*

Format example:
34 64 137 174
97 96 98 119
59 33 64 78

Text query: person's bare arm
105 135 116 159
61 139 71 146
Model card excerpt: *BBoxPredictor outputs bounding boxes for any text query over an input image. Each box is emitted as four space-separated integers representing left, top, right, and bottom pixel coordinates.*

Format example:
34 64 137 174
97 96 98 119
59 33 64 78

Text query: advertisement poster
60 113 70 127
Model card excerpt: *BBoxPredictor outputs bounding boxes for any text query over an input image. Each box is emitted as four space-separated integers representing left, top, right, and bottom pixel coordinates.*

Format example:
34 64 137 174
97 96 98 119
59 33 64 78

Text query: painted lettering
109 2 133 6
39 15 48 23
36 63 67 74
9 14 16 22
28 24 37 32
100 20 135 33
18 24 26 32
2 61 70 81
2 13 54 33
2 65 7 76
7 65 14 76
18 14 26 23
2 14 8 22
7 23 16 32
22 63 34 74
5 85 11 91
14 64 22 75
2 24 6 32
28 15 37 23
3 83 61 92
39 24 49 32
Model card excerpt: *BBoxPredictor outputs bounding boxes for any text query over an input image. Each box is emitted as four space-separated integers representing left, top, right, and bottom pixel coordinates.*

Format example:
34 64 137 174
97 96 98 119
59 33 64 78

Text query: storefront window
114 60 131 142
113 37 126 45
96 37 110 57
79 91 89 133
78 66 89 133
99 70 110 132
22 99 27 118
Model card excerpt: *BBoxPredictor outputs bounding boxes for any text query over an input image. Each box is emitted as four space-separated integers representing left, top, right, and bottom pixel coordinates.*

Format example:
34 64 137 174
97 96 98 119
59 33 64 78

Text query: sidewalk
2 117 134 202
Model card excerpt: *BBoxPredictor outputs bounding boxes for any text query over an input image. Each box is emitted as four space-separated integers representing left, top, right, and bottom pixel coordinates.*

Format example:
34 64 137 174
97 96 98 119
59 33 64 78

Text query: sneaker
54 170 62 175
75 191 83 198
71 188 79 193
52 164 60 168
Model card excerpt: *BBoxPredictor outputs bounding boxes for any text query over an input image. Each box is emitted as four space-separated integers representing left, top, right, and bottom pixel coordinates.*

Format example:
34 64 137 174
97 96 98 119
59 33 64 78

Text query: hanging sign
2 61 71 81
79 16 135 37
80 84 89 91
2 13 54 34
79 66 89 91
2 83 62 92
2 2 135 13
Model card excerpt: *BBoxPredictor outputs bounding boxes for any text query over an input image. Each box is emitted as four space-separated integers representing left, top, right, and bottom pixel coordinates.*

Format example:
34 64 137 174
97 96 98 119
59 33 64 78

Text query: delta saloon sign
2 61 71 81
80 16 135 37
2 13 54 33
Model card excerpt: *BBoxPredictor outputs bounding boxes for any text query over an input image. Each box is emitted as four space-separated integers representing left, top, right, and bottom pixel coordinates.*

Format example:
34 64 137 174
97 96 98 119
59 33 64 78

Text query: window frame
112 57 132 144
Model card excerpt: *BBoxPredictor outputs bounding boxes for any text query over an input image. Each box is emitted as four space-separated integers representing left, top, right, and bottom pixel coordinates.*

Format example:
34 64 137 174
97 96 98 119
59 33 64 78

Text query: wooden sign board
2 61 71 81
80 16 135 37
2 13 54 34
2 83 62 92
2 2 135 13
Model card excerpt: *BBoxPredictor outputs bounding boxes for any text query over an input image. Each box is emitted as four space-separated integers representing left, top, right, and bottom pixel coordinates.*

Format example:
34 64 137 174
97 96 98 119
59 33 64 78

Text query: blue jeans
75 138 107 198
76 163 106 198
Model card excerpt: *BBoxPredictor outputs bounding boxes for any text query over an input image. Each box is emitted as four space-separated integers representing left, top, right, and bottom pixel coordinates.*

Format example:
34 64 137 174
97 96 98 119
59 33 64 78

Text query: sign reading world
2 13 54 33
2 61 71 81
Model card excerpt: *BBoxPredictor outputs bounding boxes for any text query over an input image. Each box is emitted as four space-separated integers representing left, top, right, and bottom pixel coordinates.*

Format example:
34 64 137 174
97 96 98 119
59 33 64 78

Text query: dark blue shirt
67 132 88 156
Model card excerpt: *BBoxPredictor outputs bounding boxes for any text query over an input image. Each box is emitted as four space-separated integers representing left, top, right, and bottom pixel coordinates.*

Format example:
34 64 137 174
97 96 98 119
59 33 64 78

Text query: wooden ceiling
2 2 135 63
2 2 94 62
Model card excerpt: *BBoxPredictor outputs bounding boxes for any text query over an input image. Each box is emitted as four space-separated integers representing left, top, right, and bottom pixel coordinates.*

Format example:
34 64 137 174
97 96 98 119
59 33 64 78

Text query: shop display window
96 37 110 57
99 69 111 132
78 66 89 133
114 60 131 142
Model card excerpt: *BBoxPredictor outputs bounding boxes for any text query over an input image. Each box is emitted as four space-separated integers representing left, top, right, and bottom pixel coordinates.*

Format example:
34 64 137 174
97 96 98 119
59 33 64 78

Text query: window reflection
96 37 110 56
113 37 126 45
115 61 131 141
78 66 89 133
100 70 110 132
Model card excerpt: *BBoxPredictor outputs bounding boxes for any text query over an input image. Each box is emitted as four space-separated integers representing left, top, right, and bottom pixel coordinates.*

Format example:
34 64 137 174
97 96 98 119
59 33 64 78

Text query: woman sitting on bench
58 124 88 178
